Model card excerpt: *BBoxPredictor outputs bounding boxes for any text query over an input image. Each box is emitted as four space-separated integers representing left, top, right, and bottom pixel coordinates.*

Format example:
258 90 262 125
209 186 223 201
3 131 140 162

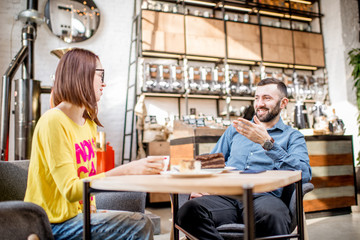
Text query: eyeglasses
95 69 105 83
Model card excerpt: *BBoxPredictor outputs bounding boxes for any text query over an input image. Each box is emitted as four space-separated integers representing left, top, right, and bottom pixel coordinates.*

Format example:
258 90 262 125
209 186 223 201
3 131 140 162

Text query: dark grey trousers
176 194 291 240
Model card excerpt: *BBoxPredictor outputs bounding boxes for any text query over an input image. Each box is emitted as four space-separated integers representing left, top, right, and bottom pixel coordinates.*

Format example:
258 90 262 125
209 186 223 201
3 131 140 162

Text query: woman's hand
124 156 164 175
106 156 165 176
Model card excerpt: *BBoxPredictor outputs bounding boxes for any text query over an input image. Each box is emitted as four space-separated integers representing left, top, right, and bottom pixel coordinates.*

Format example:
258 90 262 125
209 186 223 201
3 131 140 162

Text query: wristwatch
262 137 274 151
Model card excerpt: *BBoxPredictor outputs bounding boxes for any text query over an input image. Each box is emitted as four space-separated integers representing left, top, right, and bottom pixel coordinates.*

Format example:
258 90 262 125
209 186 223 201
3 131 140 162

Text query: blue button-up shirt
210 118 312 197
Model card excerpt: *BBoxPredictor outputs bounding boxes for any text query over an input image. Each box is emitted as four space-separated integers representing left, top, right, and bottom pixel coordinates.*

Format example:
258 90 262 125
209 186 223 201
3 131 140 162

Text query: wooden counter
303 135 356 212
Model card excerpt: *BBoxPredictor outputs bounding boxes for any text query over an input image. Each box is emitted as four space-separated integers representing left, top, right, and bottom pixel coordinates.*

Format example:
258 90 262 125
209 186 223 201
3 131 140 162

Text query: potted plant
348 48 360 189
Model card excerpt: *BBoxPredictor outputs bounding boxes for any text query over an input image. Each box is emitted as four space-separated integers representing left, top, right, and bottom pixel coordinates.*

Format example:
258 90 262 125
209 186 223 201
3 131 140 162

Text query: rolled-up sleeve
266 131 312 183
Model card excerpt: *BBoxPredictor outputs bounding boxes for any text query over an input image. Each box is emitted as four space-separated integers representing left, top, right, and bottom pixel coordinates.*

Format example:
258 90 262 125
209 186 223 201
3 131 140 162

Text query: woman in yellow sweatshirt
24 48 163 240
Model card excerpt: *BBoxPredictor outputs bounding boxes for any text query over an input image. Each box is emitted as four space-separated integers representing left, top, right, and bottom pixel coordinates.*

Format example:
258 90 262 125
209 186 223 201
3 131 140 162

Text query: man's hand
233 116 272 145
190 192 210 199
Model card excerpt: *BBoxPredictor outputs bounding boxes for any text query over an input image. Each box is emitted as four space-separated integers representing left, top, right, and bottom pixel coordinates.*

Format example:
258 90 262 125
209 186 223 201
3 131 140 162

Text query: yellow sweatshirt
24 108 105 223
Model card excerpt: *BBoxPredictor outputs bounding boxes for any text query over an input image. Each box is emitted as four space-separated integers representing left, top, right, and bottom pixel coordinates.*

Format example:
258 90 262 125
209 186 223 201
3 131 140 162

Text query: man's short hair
257 78 288 98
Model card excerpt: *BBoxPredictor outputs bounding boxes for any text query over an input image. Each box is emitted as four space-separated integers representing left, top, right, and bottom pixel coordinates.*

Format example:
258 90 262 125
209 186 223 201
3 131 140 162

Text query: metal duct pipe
16 0 39 160
16 24 37 160
27 0 38 10
0 46 28 160
0 0 39 160
14 79 41 160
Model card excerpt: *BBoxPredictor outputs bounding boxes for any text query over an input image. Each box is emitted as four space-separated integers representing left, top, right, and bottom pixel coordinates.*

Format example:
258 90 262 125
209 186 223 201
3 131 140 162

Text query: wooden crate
304 135 356 212
185 16 225 57
261 26 294 64
142 10 185 53
293 31 325 67
227 22 261 61
147 141 170 156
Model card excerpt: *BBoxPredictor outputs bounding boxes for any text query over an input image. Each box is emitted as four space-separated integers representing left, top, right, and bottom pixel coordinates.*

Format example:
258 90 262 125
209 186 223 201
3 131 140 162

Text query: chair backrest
0 201 54 240
288 182 314 232
0 160 30 201
95 192 147 213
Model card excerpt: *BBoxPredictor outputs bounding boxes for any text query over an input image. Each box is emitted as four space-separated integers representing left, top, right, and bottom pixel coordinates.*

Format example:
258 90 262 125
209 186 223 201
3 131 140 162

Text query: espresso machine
200 67 211 93
157 64 170 91
229 70 238 95
211 67 222 94
310 77 327 128
143 63 156 92
293 73 309 129
188 66 198 92
170 65 183 92
238 70 251 96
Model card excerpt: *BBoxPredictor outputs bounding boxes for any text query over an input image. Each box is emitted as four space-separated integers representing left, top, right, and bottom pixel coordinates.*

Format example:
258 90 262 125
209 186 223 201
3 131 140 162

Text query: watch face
263 140 273 150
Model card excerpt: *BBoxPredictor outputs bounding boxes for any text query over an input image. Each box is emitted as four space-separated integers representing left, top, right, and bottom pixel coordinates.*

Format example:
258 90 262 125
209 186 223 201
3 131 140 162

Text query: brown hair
52 48 103 126
257 78 288 98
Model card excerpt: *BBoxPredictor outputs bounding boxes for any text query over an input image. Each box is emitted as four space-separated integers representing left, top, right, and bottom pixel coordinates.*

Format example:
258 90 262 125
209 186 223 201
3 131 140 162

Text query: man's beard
255 100 282 122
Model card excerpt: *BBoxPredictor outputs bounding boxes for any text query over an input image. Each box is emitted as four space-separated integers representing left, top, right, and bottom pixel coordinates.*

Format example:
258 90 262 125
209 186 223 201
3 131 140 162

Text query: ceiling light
186 94 219 99
227 59 257 65
290 0 312 5
184 0 216 7
224 5 253 12
143 92 181 98
294 65 318 70
290 15 312 21
187 55 221 61
142 51 182 58
263 62 289 68
259 10 284 17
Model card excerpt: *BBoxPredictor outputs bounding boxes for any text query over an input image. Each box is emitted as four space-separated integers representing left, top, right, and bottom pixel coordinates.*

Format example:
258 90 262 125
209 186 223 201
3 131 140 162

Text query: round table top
89 170 302 195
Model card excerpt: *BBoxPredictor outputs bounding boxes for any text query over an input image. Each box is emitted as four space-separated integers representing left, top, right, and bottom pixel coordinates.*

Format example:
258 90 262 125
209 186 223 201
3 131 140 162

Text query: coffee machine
293 73 309 129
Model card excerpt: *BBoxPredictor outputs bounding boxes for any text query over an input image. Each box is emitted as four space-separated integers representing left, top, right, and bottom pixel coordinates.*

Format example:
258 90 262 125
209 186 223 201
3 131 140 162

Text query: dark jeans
176 194 291 240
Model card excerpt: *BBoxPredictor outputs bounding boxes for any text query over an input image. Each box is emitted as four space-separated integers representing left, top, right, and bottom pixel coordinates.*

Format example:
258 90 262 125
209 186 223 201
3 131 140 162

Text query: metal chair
172 182 314 240
0 160 54 239
0 160 148 239
0 201 55 240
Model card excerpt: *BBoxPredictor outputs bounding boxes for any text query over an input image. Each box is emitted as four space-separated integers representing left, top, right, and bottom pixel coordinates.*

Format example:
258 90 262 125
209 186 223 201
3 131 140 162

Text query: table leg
172 194 179 240
296 180 304 240
83 180 91 240
243 184 255 240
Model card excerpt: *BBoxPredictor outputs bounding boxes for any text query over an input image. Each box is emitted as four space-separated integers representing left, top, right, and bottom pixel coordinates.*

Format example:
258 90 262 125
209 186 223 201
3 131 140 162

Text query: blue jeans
51 211 154 240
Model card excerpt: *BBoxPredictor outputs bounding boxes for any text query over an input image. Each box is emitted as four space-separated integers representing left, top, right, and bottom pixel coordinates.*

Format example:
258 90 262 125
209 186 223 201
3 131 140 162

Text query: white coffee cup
148 155 170 172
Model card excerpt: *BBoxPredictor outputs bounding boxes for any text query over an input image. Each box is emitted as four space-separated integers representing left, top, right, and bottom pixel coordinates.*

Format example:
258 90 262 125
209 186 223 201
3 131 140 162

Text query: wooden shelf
140 92 316 103
140 52 320 70
152 0 323 21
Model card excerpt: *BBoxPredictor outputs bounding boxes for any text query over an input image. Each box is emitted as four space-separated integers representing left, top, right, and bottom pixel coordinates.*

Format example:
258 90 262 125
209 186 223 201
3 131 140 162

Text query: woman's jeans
51 211 154 240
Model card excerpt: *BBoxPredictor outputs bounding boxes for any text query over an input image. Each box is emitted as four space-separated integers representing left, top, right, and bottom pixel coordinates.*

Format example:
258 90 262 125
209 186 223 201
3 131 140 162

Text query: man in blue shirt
177 78 312 239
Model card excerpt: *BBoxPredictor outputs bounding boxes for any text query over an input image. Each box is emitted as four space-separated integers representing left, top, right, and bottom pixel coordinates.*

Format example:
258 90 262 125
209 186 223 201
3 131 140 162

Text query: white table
83 170 304 240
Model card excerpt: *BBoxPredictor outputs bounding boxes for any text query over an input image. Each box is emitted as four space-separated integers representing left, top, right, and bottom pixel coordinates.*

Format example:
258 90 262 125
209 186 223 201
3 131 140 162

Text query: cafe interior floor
148 200 360 240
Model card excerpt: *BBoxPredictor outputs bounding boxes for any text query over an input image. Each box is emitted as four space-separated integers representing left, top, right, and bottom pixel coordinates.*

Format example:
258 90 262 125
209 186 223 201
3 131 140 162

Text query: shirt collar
269 117 286 131
251 117 286 132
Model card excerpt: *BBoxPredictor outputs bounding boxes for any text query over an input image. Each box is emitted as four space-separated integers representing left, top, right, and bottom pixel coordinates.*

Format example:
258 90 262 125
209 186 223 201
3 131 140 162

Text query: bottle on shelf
328 108 345 135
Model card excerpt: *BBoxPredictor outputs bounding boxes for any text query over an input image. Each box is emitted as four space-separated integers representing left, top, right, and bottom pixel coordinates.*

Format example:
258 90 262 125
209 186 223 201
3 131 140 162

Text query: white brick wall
0 0 133 164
